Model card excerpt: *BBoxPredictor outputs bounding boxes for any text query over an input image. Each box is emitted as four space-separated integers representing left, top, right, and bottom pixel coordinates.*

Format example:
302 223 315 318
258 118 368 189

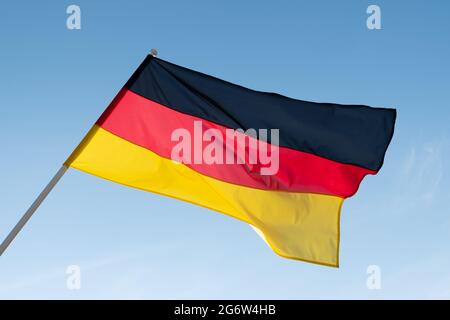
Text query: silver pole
0 165 68 256
0 51 155 256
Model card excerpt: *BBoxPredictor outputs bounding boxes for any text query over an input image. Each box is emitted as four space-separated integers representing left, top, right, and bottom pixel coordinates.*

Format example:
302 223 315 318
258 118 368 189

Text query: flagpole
0 49 158 257
0 165 68 256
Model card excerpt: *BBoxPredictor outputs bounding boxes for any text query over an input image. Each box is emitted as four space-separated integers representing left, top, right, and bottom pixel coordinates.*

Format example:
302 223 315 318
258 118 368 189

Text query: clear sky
0 0 449 299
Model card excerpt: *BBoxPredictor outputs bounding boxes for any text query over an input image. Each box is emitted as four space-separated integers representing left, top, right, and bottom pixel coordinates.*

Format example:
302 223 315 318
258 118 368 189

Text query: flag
65 55 396 267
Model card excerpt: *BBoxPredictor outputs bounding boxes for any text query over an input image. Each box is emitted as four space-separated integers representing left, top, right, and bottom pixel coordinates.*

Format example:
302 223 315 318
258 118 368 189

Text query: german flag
65 55 396 267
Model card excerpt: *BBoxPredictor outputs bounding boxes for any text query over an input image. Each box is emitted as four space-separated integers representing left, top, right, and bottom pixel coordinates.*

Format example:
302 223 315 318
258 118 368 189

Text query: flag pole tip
150 48 158 57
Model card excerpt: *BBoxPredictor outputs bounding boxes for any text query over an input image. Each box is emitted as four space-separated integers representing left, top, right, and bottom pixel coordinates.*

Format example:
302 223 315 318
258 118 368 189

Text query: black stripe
125 55 396 171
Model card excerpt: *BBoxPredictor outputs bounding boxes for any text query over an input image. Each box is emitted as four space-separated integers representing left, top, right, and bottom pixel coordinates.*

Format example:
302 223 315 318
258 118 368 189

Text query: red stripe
97 89 375 197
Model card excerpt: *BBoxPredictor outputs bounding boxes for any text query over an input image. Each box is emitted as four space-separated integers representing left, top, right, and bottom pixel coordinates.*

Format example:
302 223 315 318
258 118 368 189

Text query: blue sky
0 0 449 299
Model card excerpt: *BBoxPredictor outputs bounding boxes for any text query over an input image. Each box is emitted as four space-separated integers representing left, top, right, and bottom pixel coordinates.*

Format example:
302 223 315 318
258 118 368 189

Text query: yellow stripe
66 126 343 267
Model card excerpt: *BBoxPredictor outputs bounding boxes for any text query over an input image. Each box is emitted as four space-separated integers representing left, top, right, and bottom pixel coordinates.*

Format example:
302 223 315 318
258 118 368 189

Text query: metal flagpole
0 165 68 256
0 49 159 257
